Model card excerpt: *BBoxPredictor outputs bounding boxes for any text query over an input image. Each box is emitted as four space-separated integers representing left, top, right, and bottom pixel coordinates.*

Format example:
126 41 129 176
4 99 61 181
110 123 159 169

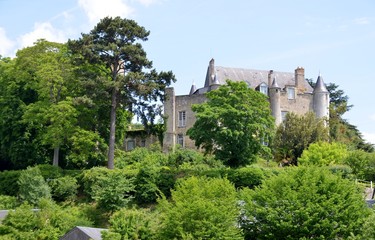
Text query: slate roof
197 65 314 95
60 226 107 240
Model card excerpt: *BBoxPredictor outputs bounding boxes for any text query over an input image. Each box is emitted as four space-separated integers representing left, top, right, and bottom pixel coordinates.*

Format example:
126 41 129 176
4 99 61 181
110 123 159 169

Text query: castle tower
313 73 329 119
163 87 176 151
269 77 282 125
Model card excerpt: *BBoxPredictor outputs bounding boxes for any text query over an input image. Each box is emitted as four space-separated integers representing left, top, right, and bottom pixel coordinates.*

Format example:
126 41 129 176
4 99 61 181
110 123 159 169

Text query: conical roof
270 76 280 89
313 74 328 93
189 82 197 95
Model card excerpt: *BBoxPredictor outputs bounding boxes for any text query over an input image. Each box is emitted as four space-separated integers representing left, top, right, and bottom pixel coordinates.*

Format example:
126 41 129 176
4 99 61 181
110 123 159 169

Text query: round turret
313 74 329 119
269 77 282 125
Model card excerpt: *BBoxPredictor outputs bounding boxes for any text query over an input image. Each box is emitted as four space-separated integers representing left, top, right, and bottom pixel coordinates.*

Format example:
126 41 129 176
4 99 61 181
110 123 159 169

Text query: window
287 87 295 100
259 83 268 95
177 134 184 146
281 111 288 121
178 111 186 127
127 140 135 151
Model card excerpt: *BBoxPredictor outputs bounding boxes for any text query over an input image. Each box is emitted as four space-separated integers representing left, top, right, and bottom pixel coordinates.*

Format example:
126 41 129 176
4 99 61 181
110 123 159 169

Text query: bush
49 176 79 202
37 164 63 180
82 167 135 212
158 176 243 239
0 170 21 196
227 167 265 189
345 150 375 181
240 166 370 239
299 141 348 166
0 195 19 209
17 166 51 205
102 208 158 240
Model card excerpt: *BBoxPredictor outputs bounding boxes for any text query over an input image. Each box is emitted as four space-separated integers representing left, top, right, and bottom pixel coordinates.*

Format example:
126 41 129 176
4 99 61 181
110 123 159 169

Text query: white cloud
370 113 375 121
17 22 67 49
354 17 370 25
363 132 375 145
78 0 134 25
135 0 162 7
0 28 16 57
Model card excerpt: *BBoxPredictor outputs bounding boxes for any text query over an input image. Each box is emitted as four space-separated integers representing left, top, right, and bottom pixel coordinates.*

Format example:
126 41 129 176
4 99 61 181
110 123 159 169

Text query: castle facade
163 59 329 151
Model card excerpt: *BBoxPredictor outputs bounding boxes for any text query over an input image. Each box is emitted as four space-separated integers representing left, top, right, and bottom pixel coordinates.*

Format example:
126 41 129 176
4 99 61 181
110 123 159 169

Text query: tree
158 176 243 239
187 80 275 167
240 166 371 239
16 40 78 167
298 141 348 166
69 17 175 169
273 112 329 165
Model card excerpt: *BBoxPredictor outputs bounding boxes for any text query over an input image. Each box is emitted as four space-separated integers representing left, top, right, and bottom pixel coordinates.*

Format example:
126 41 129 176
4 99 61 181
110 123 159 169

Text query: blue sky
1 0 374 144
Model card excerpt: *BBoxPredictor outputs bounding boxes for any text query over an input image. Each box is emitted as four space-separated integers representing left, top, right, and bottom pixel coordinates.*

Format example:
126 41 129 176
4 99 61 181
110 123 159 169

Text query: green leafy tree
273 112 329 165
0 56 48 170
240 166 370 239
298 141 348 166
187 80 274 167
69 16 175 169
17 166 51 205
17 40 77 167
158 176 243 239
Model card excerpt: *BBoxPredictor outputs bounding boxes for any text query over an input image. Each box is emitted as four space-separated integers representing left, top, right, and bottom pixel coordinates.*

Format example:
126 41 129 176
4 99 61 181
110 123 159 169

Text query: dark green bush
37 164 63 180
0 170 20 196
49 176 79 202
227 167 265 189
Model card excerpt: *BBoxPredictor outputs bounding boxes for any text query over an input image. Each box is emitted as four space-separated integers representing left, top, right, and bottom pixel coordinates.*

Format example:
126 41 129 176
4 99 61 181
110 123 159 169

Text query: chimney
295 67 305 93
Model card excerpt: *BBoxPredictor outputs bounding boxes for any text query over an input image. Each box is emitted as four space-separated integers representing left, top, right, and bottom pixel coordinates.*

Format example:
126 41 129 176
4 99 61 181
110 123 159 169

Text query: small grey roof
189 82 197 95
313 75 328 93
61 226 107 240
214 66 313 93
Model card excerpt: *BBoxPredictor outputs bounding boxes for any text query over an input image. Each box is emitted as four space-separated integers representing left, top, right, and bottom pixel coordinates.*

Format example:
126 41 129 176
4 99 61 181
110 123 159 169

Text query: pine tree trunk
53 147 59 166
108 87 117 169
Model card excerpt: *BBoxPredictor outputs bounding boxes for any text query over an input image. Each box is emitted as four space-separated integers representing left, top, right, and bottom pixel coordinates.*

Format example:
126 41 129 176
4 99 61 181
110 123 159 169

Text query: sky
0 0 374 144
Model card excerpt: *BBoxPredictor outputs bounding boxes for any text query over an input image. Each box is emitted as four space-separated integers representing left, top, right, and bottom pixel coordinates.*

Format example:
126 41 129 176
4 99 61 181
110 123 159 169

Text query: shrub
82 167 135 212
49 176 79 202
0 195 19 209
0 170 20 196
345 150 375 181
227 166 265 189
158 176 243 239
37 164 63 180
299 141 348 166
17 166 51 205
240 166 370 239
102 208 158 240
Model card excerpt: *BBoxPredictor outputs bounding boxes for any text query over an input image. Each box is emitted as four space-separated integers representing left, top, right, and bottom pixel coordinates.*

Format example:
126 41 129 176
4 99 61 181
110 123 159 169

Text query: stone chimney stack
268 70 274 86
295 67 305 93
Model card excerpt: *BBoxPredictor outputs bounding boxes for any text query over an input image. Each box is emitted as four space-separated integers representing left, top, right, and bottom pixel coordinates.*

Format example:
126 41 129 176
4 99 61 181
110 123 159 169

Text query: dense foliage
187 80 275 167
273 112 329 165
240 166 370 239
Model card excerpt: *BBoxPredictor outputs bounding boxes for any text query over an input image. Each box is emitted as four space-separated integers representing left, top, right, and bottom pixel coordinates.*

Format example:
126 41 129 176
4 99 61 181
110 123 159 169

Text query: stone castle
163 58 329 151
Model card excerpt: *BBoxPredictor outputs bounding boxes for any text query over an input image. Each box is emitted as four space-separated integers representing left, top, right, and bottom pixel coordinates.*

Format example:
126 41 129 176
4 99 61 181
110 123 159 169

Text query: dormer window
258 83 268 95
287 87 295 100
